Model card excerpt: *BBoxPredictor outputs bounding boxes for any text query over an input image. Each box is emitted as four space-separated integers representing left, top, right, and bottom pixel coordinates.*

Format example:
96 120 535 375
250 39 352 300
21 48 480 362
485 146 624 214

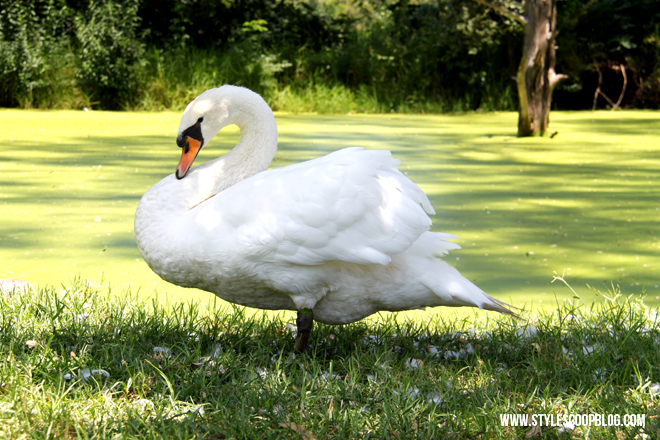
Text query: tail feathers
421 263 518 318
479 292 519 318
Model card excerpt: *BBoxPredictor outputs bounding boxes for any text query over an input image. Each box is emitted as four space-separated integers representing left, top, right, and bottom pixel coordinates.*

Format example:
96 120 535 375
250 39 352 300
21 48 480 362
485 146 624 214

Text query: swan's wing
199 147 448 266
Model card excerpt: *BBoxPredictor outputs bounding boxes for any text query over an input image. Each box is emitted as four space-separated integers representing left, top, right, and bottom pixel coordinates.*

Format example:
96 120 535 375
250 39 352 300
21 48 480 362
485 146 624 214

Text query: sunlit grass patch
0 279 658 438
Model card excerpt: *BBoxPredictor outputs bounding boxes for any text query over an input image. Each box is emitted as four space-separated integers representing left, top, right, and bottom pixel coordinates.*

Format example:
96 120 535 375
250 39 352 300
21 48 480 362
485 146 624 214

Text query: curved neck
135 87 279 267
221 103 279 185
183 92 278 209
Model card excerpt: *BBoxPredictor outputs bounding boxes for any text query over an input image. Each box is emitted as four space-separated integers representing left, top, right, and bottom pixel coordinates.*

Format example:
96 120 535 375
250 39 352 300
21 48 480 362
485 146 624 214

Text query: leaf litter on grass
0 277 659 438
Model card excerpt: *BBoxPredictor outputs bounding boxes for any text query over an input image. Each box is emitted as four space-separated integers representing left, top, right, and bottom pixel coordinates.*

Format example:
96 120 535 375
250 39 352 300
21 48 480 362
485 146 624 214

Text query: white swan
135 85 514 352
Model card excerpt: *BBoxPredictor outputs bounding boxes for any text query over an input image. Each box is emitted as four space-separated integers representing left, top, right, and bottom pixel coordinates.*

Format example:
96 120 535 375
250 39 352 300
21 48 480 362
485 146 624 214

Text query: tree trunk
517 0 566 136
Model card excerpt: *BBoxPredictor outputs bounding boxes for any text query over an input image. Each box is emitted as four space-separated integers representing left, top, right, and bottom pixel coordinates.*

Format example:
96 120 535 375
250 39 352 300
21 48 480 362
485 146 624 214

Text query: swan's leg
294 308 314 353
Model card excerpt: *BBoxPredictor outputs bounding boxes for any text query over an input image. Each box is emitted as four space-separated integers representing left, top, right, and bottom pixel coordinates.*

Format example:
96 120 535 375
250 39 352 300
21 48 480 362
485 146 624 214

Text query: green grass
1 109 658 314
1 109 659 437
0 279 658 438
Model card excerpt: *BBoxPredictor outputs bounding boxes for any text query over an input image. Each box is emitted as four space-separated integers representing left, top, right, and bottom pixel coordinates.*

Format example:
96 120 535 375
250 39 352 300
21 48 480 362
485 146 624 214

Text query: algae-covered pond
1 109 658 313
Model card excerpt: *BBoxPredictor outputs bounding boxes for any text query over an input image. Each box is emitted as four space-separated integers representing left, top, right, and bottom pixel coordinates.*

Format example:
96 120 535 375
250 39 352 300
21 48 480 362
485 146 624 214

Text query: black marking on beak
177 117 204 149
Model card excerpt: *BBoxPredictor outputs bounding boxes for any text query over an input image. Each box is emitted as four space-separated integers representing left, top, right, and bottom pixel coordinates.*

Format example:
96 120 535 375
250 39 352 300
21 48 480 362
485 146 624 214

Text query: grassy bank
4 45 512 114
0 279 658 438
1 110 658 311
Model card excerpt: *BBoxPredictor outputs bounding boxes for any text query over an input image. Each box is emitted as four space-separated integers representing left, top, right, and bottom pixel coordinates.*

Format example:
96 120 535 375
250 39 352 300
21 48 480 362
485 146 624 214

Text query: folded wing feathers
227 147 456 267
271 148 440 266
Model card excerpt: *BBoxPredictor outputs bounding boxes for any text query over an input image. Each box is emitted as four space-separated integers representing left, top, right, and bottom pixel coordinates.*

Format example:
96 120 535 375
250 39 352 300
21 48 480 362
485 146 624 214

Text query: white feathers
135 86 514 326
196 147 435 268
263 148 430 266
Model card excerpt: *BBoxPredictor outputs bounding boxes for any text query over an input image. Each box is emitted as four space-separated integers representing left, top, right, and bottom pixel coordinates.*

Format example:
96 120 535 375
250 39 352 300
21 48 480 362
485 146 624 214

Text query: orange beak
175 137 202 179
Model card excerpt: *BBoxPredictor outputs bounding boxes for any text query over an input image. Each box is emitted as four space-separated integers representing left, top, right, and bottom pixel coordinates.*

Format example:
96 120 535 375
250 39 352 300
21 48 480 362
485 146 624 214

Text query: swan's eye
197 117 204 124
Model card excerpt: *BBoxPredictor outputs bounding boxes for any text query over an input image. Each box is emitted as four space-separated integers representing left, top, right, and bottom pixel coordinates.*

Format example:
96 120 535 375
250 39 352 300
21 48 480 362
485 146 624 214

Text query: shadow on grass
1 280 658 438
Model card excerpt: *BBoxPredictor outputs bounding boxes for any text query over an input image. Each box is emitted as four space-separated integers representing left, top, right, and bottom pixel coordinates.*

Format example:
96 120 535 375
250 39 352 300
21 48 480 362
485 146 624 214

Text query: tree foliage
0 0 659 110
0 0 74 107
74 0 146 108
555 0 660 109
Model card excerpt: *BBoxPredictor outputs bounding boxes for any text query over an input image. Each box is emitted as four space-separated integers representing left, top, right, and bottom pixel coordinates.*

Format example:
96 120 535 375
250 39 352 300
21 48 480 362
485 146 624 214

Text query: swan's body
135 86 513 347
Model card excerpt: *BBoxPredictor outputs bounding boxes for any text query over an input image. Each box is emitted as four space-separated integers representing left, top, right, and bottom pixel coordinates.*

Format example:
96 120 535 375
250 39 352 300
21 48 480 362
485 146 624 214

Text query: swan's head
175 87 233 179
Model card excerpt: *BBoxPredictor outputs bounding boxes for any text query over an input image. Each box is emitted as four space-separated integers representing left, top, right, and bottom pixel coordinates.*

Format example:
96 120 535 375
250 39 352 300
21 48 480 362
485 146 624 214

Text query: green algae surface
1 109 658 313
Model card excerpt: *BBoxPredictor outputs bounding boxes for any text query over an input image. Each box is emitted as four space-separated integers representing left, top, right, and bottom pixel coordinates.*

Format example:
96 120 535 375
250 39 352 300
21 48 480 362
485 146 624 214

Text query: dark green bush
1 0 659 111
556 0 660 109
312 0 520 111
74 0 146 109
0 0 78 108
